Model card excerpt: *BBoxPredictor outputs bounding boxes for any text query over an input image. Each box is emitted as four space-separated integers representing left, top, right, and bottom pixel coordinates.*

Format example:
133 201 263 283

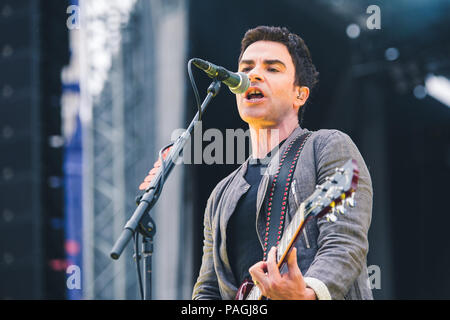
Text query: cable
156 142 174 196
133 143 171 300
134 232 144 300
188 59 202 120
147 59 200 196
133 60 201 299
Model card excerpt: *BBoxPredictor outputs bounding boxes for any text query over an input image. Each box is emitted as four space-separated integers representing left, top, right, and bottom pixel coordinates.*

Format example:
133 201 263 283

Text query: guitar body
235 279 255 300
234 159 359 300
235 215 313 300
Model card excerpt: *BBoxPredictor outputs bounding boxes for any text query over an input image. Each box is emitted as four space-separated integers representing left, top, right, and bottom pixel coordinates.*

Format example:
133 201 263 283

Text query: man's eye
268 67 279 72
241 67 252 73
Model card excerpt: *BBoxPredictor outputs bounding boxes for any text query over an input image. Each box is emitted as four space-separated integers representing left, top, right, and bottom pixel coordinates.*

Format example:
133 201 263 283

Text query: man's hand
248 247 316 300
138 147 172 190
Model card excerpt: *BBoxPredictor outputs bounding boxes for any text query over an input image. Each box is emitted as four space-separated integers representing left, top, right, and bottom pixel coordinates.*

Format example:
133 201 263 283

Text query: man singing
141 26 373 300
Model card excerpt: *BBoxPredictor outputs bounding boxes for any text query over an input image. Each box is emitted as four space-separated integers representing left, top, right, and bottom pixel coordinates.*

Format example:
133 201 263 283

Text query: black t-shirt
226 142 284 286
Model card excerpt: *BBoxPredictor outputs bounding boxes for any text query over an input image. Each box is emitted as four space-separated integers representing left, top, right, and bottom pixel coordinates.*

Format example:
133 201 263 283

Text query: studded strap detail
262 132 311 260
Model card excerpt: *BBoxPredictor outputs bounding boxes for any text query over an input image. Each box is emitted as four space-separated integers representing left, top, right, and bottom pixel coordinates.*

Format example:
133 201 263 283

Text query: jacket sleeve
192 192 221 300
304 130 373 299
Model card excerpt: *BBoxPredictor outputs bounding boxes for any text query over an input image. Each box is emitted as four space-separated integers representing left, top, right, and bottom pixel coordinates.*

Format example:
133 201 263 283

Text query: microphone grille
229 72 250 95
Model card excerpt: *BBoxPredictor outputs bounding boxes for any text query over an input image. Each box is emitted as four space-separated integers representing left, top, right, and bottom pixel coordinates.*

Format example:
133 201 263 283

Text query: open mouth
244 87 266 102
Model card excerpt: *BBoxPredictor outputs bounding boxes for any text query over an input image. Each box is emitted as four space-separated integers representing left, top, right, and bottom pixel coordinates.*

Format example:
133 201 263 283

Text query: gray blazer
192 126 373 300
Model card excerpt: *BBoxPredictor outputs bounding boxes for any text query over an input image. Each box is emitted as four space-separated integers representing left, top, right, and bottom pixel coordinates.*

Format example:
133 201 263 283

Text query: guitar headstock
305 159 359 222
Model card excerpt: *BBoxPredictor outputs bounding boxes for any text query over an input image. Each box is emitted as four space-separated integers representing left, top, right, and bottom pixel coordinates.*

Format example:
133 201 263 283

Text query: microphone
192 58 250 94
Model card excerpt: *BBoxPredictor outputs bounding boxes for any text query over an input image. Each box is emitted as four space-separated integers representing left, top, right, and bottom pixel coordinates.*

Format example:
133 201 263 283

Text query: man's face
236 40 301 128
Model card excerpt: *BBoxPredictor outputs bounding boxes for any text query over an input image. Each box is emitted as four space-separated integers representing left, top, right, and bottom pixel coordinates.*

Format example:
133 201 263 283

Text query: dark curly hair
239 26 319 125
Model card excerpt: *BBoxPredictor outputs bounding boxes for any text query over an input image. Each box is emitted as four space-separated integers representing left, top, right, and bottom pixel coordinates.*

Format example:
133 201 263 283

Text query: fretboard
245 202 307 300
241 158 358 300
276 202 306 263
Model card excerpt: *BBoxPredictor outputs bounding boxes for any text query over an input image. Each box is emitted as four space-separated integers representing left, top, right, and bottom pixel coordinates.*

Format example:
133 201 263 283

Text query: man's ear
294 86 310 109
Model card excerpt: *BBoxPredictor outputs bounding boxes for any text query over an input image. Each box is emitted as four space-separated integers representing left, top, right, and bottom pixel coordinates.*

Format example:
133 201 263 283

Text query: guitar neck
240 159 358 300
245 202 308 300
276 202 308 269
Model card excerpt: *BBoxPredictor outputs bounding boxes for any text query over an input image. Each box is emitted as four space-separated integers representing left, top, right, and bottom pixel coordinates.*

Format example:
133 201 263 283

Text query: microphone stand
110 79 222 300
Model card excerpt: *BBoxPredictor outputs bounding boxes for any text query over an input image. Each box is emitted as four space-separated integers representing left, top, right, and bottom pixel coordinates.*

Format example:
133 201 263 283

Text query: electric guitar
235 158 359 300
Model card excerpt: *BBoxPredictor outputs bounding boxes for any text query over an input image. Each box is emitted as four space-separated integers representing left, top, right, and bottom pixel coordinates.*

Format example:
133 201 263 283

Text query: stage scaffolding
78 0 190 299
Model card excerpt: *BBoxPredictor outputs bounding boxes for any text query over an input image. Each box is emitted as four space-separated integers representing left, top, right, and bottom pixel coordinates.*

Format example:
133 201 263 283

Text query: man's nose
248 67 264 82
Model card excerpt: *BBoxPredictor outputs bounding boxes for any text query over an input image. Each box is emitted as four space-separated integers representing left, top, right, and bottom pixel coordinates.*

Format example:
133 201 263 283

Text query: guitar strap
262 132 312 260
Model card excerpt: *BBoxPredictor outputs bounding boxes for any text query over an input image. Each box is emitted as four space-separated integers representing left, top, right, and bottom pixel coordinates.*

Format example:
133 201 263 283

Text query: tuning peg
336 203 346 215
325 176 338 184
326 206 337 222
326 212 337 222
346 192 356 208
335 167 345 173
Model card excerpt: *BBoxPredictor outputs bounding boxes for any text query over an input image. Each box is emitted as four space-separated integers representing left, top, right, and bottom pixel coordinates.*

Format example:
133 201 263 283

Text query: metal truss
80 0 189 299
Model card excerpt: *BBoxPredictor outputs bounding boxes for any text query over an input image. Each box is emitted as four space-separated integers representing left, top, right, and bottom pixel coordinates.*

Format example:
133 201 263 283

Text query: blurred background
0 0 449 299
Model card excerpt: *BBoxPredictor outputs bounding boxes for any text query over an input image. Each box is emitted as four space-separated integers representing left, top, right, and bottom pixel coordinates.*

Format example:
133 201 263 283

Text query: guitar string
246 169 352 299
247 188 350 300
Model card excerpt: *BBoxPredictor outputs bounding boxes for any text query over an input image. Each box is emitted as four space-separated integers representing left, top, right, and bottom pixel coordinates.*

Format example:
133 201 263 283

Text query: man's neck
249 120 300 159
